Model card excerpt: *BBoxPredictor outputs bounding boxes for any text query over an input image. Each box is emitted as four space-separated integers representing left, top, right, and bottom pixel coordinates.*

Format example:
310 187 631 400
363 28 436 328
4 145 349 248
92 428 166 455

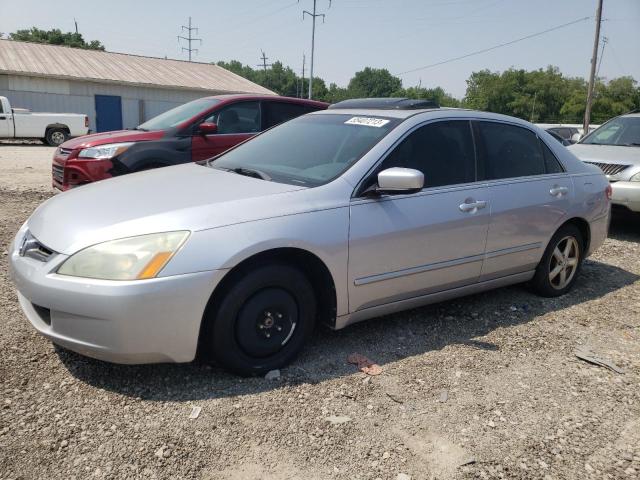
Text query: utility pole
583 0 603 135
73 18 78 34
257 50 272 72
178 17 202 62
530 91 537 122
300 53 306 98
302 0 331 99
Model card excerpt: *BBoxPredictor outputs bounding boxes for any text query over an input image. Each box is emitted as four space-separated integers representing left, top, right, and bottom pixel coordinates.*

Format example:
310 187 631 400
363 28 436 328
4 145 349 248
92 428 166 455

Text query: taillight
85 116 89 127
605 184 612 200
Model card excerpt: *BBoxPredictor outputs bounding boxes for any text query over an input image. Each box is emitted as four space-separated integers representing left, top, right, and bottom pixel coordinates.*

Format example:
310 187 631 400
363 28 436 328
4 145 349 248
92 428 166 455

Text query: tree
463 66 639 123
347 67 402 98
9 28 105 50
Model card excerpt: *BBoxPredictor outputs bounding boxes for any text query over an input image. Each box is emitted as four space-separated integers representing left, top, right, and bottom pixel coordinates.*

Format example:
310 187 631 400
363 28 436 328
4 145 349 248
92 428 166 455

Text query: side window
475 121 545 180
379 120 475 189
206 101 260 134
264 102 312 129
540 140 565 174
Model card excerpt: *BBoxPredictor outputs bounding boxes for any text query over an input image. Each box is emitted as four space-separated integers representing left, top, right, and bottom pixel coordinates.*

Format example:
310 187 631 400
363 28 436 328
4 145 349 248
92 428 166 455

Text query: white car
569 112 640 213
0 96 89 146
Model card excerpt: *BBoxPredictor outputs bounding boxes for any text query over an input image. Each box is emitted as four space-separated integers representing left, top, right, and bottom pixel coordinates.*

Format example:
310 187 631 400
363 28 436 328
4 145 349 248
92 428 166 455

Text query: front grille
59 147 73 156
584 161 630 176
19 231 56 262
52 164 64 184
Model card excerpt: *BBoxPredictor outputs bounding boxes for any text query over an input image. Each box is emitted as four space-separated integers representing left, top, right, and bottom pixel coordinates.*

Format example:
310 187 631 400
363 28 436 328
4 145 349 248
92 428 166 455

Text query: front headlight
630 172 640 182
57 231 190 280
78 142 134 159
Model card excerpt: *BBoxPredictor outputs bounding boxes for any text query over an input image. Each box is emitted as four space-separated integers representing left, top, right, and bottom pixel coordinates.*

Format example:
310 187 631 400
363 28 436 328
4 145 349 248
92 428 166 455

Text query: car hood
568 144 640 166
27 164 312 255
60 129 165 150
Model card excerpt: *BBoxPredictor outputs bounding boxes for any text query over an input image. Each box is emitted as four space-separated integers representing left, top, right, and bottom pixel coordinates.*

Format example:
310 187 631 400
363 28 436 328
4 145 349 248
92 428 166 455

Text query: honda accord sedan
9 99 611 375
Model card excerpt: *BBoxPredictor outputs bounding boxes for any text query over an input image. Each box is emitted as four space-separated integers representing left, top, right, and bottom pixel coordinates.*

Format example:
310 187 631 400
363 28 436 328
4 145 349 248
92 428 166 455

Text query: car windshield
137 98 220 131
580 116 640 146
207 113 400 186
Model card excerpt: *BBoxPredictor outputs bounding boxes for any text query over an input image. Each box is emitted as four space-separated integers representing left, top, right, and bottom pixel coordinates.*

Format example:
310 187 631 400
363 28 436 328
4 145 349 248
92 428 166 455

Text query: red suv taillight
605 184 612 200
85 116 89 128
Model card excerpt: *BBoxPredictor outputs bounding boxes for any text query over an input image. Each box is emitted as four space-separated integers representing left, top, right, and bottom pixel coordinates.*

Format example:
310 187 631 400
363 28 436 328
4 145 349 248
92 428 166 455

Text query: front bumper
9 242 224 364
611 181 640 212
52 153 113 191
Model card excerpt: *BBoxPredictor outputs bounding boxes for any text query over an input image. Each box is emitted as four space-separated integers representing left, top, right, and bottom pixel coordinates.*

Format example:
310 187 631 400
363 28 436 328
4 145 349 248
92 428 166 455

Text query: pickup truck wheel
203 263 316 376
46 128 68 146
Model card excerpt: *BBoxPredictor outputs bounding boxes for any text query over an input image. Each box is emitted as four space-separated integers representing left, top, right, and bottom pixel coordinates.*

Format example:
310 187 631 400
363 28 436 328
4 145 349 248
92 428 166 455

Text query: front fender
161 207 350 316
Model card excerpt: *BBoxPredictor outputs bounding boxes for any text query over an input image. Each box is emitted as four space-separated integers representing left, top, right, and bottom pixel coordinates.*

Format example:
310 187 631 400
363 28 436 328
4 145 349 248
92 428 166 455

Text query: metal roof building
0 40 274 132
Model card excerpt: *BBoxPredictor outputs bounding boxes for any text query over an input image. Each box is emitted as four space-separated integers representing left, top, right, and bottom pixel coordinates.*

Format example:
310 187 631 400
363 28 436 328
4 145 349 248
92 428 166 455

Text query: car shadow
57 257 638 402
609 208 640 242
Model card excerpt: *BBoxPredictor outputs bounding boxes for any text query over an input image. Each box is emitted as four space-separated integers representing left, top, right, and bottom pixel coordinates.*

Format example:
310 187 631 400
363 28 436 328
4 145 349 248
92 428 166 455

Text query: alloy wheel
548 236 579 290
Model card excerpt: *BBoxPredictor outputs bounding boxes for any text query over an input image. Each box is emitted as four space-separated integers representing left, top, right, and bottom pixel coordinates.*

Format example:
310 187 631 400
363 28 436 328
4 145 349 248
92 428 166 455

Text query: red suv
52 95 328 190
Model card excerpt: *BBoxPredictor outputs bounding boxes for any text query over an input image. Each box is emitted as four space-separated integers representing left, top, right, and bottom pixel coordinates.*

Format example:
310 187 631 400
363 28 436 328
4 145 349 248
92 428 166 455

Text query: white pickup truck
0 96 89 146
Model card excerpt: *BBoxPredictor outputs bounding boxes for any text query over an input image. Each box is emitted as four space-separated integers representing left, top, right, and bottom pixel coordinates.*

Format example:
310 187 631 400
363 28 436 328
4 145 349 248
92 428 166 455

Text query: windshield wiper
231 167 272 181
214 166 271 181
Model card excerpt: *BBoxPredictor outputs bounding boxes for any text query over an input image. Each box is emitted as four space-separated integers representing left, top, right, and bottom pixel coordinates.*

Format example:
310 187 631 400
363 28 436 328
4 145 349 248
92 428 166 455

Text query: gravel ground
1 149 639 479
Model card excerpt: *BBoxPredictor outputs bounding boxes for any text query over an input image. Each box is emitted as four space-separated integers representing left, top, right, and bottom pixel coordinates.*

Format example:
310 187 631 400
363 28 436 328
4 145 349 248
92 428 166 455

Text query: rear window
209 114 400 186
476 121 545 180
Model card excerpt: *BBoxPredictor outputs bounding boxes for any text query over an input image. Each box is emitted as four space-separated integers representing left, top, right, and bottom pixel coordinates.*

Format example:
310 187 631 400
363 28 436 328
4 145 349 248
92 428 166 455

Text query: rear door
474 120 571 281
262 101 318 130
191 101 261 161
348 120 490 313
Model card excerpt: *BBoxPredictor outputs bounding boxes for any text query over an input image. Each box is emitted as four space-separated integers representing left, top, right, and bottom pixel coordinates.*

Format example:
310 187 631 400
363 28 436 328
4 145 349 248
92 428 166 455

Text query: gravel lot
1 145 639 479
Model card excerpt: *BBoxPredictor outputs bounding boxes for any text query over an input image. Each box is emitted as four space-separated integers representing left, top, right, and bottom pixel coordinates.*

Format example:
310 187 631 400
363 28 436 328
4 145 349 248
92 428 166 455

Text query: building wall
0 74 223 132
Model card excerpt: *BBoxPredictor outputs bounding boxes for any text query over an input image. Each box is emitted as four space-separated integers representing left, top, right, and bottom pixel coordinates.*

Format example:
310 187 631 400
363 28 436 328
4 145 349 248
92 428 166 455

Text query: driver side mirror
377 167 424 193
198 122 218 135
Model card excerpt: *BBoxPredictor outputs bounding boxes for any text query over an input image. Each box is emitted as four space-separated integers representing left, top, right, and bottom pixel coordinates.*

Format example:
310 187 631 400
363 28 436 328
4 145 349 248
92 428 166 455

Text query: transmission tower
178 17 202 62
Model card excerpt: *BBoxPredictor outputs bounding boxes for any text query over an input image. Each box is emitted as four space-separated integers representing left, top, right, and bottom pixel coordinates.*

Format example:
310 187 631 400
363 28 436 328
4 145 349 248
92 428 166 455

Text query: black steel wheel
203 263 316 376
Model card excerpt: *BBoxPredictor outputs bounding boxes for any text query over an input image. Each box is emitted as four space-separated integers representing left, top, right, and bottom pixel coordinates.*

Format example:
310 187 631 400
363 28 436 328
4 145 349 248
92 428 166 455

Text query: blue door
95 95 123 132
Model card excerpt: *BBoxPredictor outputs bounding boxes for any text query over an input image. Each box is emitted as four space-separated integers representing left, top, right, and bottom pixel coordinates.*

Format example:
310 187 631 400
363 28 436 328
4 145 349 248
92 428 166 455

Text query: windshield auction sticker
345 117 390 128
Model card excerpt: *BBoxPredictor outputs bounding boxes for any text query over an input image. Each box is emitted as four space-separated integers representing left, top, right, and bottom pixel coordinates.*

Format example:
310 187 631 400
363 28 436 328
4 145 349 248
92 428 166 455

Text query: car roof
202 93 328 107
312 107 538 127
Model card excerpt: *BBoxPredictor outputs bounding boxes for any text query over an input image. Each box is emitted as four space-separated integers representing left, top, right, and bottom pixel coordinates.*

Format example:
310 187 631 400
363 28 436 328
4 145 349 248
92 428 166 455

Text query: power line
178 17 202 62
596 36 608 77
396 16 591 76
301 0 331 99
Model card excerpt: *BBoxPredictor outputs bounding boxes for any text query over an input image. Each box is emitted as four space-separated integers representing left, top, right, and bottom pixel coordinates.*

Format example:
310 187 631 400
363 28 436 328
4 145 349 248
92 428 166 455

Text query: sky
1 0 639 98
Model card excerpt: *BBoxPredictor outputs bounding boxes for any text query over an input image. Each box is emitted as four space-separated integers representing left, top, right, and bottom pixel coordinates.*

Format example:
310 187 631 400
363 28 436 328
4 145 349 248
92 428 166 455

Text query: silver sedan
9 101 611 375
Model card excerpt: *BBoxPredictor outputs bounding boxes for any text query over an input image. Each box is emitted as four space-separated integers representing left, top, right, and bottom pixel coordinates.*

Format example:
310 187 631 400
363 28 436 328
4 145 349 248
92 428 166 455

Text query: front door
0 100 11 137
191 101 261 161
348 120 490 313
95 95 123 132
472 120 573 281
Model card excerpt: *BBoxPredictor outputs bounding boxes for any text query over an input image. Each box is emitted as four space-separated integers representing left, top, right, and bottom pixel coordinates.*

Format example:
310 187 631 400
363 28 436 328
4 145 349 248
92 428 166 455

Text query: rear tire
203 263 316 376
530 224 584 297
45 128 68 146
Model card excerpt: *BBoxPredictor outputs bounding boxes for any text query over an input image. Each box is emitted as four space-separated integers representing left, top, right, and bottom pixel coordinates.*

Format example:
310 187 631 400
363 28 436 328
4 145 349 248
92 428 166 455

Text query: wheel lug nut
277 313 282 319
276 326 282 331
265 333 271 338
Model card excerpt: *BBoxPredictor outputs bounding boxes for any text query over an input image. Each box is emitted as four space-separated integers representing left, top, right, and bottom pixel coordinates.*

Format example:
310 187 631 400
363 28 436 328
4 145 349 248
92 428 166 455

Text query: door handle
0 116 6 120
549 185 569 197
459 199 487 213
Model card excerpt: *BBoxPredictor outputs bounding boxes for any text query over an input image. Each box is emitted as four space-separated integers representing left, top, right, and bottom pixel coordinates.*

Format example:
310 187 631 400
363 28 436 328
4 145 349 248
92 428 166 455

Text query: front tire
531 224 584 297
45 128 68 146
203 264 316 376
